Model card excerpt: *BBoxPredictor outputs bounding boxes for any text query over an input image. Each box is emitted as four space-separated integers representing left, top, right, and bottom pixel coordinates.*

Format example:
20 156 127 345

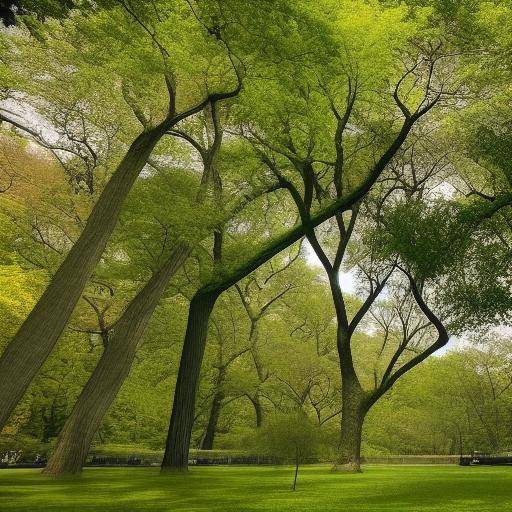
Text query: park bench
460 452 512 466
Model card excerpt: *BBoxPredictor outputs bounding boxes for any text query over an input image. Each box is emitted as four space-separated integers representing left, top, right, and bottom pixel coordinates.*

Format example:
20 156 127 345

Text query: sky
302 239 462 355
304 239 357 292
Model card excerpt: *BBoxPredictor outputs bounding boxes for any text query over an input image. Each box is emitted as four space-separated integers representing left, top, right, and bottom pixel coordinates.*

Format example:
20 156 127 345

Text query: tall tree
0 0 243 431
161 0 446 471
41 99 270 475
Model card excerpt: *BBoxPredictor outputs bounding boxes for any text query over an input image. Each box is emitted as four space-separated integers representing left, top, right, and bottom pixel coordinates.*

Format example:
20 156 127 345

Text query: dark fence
88 456 143 466
4 452 511 469
87 455 282 467
460 453 512 466
0 462 46 469
191 456 281 466
364 455 461 465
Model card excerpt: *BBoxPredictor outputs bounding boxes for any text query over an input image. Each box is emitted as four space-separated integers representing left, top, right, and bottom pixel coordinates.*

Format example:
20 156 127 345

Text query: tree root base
331 462 362 473
160 466 189 474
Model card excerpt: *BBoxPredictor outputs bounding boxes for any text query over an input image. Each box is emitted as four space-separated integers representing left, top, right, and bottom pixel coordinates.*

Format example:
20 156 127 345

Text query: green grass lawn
0 465 510 512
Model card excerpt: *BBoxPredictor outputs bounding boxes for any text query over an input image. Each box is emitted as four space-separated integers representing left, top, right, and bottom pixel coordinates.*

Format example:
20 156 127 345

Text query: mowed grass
0 465 510 512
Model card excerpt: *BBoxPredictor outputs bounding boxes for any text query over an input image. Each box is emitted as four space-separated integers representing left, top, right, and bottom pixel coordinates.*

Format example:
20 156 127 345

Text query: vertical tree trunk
248 321 265 428
292 450 299 491
42 244 190 476
0 125 168 431
161 290 219 471
200 366 226 450
334 375 368 473
200 388 225 450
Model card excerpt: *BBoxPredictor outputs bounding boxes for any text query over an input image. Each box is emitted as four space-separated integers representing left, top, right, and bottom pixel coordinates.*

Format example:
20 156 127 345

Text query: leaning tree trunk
43 244 190 476
0 124 168 431
335 375 369 473
200 388 225 450
250 393 263 428
161 290 219 471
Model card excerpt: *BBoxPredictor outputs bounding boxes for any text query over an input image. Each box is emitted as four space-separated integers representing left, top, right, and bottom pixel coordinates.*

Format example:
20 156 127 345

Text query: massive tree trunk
42 244 190 476
161 290 219 471
0 124 169 431
335 374 369 473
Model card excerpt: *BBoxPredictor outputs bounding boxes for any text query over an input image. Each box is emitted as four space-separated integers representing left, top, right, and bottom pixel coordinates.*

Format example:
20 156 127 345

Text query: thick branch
370 267 449 405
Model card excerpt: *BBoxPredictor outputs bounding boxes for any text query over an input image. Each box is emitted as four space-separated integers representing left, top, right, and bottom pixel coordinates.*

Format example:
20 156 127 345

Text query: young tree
256 412 321 491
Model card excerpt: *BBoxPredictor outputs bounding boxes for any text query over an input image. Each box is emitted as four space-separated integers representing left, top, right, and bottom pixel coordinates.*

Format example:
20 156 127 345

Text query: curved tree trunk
251 393 264 428
0 124 168 431
334 376 369 473
245 393 263 428
42 244 190 476
161 290 219 471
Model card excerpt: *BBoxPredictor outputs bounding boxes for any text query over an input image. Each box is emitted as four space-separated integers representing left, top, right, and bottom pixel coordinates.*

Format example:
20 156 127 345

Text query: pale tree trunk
0 125 168 431
42 244 190 476
161 290 219 471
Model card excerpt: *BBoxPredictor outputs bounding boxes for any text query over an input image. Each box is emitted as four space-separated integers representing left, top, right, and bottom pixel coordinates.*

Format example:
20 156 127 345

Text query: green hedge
0 435 55 460
88 444 252 462
0 438 462 464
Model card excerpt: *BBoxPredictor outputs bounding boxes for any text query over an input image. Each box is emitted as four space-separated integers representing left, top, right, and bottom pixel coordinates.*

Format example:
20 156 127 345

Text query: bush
0 434 54 462
255 413 322 490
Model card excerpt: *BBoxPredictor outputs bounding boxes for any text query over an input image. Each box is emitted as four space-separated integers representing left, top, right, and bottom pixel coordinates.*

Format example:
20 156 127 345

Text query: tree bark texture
43 244 190 476
334 374 368 473
249 393 264 428
0 125 168 431
161 290 219 471
200 389 225 450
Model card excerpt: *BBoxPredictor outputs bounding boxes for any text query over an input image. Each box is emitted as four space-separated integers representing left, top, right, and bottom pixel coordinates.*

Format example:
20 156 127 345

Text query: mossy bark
43 244 190 476
334 376 368 473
